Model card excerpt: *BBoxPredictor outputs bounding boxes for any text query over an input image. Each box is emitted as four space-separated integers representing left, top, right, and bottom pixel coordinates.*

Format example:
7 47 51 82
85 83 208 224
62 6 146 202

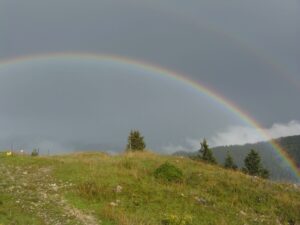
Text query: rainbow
0 52 299 181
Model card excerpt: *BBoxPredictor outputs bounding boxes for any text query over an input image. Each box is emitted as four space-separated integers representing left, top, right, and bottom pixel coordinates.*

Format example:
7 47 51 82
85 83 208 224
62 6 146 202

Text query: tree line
125 130 269 179
197 139 269 178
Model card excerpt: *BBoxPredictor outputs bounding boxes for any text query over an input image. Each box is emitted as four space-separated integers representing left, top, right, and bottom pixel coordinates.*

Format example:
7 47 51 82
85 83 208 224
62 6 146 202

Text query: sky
0 0 299 154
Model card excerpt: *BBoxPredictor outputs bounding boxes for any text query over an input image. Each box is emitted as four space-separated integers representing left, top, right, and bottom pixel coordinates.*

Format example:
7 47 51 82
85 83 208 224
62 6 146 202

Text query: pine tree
126 130 146 151
224 152 238 170
243 149 269 178
243 149 260 175
199 139 217 164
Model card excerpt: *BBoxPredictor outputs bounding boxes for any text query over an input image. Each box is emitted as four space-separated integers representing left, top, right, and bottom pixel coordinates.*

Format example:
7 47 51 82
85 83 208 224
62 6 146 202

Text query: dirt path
0 163 100 225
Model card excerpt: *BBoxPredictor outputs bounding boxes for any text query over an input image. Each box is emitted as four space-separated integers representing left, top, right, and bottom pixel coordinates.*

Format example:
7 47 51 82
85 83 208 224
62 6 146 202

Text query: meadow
0 151 299 225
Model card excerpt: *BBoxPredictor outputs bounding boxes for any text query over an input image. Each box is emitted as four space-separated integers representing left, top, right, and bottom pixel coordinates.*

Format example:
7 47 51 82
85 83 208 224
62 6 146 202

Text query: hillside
174 135 300 182
0 151 299 225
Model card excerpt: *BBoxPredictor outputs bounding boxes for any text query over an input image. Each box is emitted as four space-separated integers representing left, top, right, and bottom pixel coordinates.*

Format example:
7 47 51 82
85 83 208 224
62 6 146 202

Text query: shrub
154 162 183 183
31 149 39 157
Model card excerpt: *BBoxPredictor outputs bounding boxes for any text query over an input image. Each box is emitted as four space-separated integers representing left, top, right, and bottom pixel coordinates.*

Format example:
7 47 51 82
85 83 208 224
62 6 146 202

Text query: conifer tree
243 149 269 178
126 130 146 151
199 139 217 164
224 152 238 170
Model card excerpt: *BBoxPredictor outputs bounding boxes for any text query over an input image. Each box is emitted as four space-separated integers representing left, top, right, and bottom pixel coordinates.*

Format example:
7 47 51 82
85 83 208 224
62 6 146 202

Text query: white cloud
161 120 300 153
161 138 203 153
209 120 300 147
161 144 191 154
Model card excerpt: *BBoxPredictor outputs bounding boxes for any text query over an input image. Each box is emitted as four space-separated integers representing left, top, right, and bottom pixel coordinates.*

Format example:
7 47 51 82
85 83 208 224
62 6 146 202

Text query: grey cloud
0 60 239 152
0 0 299 152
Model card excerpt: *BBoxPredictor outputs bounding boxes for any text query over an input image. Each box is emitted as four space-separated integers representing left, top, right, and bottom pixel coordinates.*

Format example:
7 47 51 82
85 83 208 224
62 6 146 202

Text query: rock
240 210 247 216
8 186 14 191
49 183 59 191
194 197 207 204
110 202 118 207
42 193 47 199
115 185 123 193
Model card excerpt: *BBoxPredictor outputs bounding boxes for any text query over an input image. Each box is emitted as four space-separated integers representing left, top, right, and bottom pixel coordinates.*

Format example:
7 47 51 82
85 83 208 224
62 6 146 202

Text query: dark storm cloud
0 0 299 152
0 60 240 152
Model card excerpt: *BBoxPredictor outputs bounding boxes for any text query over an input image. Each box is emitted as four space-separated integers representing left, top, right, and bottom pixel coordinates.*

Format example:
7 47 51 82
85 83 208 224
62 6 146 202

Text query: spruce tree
199 139 217 164
126 130 146 151
224 152 238 170
243 149 269 178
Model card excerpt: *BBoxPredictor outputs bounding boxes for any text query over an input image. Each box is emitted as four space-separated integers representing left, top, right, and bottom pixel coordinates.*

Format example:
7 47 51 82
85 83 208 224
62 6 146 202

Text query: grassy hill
0 151 299 225
174 135 300 183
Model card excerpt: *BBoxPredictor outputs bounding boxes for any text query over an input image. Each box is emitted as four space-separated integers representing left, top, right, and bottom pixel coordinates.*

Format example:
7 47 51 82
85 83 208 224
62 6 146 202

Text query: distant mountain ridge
173 135 300 182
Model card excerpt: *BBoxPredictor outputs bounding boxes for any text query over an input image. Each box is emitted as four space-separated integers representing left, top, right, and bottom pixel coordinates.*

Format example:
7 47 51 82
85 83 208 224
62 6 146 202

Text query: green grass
0 151 299 225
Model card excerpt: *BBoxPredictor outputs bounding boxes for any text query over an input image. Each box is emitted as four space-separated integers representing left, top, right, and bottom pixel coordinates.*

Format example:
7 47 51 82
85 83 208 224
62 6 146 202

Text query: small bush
154 162 183 183
288 218 295 225
31 149 39 157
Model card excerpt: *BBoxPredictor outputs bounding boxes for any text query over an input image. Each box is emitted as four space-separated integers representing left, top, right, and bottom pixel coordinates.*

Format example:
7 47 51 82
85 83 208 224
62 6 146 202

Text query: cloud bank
210 120 300 146
162 120 300 153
